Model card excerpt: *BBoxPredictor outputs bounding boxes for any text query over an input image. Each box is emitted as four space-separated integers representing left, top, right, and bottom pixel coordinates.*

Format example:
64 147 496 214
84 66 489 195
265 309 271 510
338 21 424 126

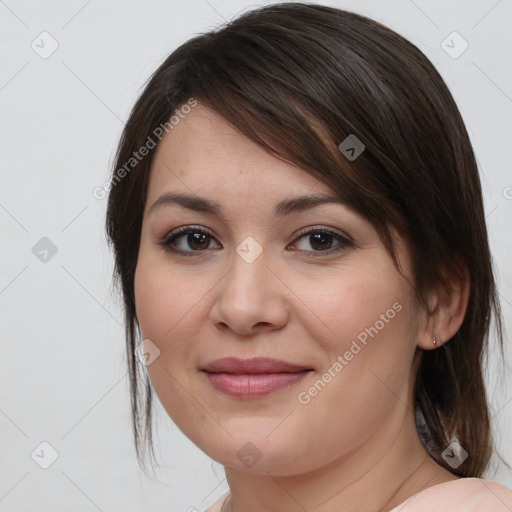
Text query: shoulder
204 490 229 512
203 481 512 511
389 477 512 511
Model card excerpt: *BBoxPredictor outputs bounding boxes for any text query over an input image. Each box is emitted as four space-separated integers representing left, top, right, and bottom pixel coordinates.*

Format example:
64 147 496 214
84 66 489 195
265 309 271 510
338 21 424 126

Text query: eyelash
156 225 353 258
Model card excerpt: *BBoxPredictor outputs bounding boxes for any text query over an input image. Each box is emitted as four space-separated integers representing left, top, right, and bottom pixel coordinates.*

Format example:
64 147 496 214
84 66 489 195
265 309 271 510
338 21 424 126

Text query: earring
433 335 437 347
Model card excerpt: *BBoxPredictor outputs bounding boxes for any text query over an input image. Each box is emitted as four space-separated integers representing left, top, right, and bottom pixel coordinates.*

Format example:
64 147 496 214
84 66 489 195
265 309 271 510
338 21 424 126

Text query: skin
134 104 469 512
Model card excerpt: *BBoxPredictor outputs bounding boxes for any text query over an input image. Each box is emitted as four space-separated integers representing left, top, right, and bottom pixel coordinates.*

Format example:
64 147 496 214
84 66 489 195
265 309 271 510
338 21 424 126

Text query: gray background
1 0 511 510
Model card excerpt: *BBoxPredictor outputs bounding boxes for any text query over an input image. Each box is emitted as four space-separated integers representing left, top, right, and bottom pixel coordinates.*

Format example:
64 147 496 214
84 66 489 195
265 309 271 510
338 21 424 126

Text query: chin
191 430 323 476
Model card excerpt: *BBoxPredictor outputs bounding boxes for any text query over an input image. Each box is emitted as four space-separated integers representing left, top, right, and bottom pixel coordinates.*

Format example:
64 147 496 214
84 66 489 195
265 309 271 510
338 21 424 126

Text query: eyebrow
148 192 349 218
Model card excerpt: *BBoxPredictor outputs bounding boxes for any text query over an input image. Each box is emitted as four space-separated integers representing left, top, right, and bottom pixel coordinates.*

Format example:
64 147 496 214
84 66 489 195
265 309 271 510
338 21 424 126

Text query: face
134 104 422 476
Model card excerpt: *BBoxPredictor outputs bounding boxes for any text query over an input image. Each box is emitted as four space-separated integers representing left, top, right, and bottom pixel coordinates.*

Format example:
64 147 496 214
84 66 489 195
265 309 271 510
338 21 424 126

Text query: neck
221 402 456 512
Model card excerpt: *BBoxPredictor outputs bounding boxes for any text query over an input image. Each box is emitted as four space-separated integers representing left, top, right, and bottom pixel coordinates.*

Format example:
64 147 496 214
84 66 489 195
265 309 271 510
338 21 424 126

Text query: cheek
298 264 412 357
134 254 210 352
133 255 211 431
287 295 417 472
293 268 416 423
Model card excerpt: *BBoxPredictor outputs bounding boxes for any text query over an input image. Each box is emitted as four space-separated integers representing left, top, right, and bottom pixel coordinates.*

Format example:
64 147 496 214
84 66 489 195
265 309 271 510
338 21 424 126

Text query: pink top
205 478 512 511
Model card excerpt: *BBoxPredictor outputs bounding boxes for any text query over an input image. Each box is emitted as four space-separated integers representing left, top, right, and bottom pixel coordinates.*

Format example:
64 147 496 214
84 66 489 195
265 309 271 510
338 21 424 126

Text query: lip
200 357 312 374
200 357 313 398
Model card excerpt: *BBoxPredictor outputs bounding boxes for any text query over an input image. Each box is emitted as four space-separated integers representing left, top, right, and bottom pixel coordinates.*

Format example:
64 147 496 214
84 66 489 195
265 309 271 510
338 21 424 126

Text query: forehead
146 104 330 202
140 105 411 275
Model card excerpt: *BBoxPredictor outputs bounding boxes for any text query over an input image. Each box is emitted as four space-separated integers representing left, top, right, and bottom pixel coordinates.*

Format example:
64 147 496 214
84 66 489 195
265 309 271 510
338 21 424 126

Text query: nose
209 247 290 337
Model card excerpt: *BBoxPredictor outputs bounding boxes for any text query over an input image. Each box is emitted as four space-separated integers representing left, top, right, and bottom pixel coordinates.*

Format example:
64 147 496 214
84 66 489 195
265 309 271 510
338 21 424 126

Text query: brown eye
159 226 221 255
158 225 352 258
309 232 335 251
291 227 352 256
185 232 211 250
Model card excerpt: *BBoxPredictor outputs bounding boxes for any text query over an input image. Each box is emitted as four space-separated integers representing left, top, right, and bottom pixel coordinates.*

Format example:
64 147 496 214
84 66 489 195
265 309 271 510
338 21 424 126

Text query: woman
105 3 512 511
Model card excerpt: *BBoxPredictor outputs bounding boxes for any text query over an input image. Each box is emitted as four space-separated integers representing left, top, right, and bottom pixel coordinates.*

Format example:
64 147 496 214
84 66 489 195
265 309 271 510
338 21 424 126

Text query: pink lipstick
200 357 313 398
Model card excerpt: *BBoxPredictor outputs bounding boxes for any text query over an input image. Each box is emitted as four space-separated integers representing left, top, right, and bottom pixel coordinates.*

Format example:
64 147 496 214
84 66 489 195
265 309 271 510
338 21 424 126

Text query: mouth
200 357 314 398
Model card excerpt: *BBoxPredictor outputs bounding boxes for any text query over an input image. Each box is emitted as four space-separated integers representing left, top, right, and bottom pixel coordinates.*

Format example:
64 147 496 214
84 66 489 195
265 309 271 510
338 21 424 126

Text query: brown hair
105 2 505 478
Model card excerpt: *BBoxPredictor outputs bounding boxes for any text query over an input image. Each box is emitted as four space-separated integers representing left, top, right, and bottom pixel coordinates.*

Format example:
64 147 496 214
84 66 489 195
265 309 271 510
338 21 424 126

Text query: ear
417 263 470 350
